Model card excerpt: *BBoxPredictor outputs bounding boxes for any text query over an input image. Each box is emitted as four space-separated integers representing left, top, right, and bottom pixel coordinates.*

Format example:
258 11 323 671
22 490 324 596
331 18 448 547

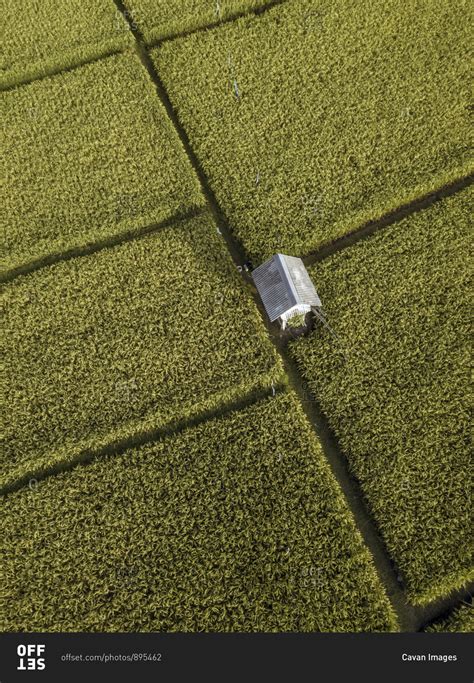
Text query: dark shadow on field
153 0 290 47
245 281 473 632
416 589 474 633
1 384 282 499
304 173 474 268
1 207 204 284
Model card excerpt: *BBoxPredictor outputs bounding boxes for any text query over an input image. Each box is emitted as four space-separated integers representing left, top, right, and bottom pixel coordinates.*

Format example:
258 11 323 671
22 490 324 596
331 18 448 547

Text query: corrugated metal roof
283 255 321 308
252 254 321 322
252 254 297 322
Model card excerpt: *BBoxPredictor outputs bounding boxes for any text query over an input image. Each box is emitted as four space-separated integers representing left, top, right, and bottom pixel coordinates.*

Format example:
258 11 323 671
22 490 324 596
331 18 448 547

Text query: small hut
252 254 322 329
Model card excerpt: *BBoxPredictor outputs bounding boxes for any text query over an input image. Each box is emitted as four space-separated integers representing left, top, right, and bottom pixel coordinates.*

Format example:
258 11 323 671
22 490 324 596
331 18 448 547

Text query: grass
1 50 204 274
2 210 284 490
0 393 397 632
122 0 278 43
289 188 473 605
427 604 474 633
154 0 473 262
0 0 133 89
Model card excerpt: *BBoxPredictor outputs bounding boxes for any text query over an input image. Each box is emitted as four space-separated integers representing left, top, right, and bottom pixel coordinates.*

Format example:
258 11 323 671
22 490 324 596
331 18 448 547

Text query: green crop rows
0 0 133 88
1 51 204 274
289 188 473 605
123 0 277 43
2 210 283 490
427 605 474 633
0 393 397 632
1 0 471 635
155 0 472 261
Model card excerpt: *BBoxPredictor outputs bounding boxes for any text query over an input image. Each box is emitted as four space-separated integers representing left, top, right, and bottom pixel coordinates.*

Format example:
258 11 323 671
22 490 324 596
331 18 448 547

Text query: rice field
427 605 474 633
155 0 472 261
1 0 472 634
289 188 473 605
0 0 133 88
1 50 204 274
2 210 283 490
0 393 397 632
122 0 277 42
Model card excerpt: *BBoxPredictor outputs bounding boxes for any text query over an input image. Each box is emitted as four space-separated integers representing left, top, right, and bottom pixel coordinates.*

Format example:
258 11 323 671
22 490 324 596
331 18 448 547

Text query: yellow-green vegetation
155 0 473 261
286 313 306 329
0 393 397 632
1 50 204 274
289 188 473 605
0 0 133 88
123 0 277 43
427 604 474 633
2 211 283 490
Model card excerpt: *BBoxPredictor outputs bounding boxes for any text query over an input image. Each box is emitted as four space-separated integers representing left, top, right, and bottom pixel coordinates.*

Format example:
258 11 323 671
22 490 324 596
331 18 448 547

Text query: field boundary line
269 336 474 632
416 588 474 633
0 0 288 91
303 174 474 267
118 41 251 269
1 206 204 284
144 0 290 48
421 595 474 632
0 384 285 499
0 42 129 93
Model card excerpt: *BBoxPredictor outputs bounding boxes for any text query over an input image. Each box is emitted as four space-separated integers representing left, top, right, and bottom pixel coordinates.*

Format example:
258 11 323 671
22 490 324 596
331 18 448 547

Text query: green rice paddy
2 210 282 489
0 0 133 88
289 189 473 605
1 50 204 274
123 0 277 43
1 0 471 633
427 604 474 633
155 0 472 261
0 394 397 632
